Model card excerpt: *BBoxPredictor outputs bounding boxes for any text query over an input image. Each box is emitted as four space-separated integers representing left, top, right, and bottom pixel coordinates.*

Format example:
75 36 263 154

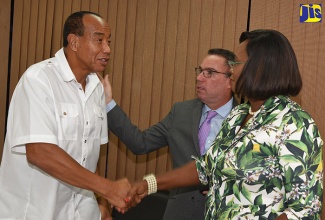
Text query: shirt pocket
59 103 79 140
93 105 104 139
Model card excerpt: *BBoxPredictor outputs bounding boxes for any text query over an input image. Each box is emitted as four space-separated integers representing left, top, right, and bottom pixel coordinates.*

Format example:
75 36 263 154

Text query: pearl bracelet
143 173 157 195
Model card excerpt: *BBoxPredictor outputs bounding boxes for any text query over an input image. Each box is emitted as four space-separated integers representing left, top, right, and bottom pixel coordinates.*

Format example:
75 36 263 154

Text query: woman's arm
126 161 200 206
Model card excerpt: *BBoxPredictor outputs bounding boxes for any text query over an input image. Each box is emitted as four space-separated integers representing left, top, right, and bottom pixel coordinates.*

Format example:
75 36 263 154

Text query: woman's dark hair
63 11 102 47
235 29 302 100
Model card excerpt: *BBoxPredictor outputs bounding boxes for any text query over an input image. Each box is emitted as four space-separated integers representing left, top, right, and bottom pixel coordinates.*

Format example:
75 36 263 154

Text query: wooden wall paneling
160 0 178 117
90 0 99 13
314 25 325 149
80 0 91 11
222 1 242 51
184 0 201 100
300 25 319 119
35 0 47 62
9 0 24 99
139 0 160 179
121 0 140 182
150 0 170 174
158 0 180 173
19 0 31 78
262 1 280 29
0 0 11 162
51 0 64 55
197 0 215 61
211 0 226 49
98 0 109 21
26 0 38 68
231 0 250 51
116 0 135 181
43 0 55 59
129 0 148 182
71 0 82 13
62 1 73 31
171 0 190 104
157 0 192 174
315 28 325 218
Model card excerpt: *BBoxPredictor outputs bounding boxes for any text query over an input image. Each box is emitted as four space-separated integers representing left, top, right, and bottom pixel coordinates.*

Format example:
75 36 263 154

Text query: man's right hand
124 180 149 210
102 178 131 214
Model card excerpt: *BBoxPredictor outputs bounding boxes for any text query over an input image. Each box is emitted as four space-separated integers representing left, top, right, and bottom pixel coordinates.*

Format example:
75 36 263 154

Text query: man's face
75 14 111 73
196 55 232 109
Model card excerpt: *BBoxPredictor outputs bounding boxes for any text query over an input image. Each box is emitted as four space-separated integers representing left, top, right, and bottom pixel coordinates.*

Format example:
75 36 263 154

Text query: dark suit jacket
107 97 238 220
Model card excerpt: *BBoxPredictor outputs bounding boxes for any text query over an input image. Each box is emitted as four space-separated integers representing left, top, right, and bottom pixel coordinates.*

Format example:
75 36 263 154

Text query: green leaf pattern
194 96 323 220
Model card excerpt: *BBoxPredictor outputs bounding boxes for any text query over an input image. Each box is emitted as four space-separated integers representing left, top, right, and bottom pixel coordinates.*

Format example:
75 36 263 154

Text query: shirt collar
55 48 100 89
202 97 234 118
55 48 76 82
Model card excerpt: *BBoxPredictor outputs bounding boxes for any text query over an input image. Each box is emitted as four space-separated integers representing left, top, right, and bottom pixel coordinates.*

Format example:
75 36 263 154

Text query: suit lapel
192 99 204 156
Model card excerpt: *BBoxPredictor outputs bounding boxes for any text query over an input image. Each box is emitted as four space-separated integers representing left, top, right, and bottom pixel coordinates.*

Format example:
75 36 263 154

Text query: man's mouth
99 58 109 65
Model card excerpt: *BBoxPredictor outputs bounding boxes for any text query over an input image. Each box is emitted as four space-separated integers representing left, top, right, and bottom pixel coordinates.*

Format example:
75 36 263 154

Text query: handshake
99 174 157 214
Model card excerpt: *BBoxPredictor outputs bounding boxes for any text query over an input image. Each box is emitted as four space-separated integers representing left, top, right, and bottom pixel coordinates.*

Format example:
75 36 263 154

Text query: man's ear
67 34 79 51
226 75 233 89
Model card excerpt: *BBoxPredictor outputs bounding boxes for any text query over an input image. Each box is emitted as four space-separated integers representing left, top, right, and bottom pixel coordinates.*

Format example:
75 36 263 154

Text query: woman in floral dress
127 29 323 220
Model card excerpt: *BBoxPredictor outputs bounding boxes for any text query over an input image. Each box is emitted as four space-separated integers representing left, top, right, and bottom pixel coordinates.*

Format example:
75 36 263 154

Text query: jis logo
300 4 322 22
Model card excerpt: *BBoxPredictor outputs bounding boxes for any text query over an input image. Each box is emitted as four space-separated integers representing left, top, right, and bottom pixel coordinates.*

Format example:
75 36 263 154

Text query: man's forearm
26 143 112 197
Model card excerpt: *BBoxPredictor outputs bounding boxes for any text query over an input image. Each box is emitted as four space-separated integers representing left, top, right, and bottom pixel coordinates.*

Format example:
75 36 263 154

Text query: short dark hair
236 29 302 100
208 48 236 66
63 11 102 47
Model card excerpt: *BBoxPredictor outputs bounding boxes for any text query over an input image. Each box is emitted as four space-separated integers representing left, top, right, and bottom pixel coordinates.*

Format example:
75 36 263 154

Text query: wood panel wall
0 1 324 218
0 0 11 162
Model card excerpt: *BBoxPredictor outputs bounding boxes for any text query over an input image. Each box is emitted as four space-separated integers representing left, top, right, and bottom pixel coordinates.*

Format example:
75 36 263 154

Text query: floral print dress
195 95 323 220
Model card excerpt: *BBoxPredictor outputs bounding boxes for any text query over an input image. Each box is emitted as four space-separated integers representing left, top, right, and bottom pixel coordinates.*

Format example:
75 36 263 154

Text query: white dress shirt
199 98 233 154
0 48 108 220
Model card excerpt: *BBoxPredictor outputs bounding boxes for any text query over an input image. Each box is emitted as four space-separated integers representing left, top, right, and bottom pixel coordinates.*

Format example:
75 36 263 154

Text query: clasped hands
110 179 149 214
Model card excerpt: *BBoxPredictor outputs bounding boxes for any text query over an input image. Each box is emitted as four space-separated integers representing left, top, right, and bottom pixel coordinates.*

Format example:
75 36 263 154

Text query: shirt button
86 121 88 125
84 140 87 143
83 158 86 161
63 112 67 115
79 88 82 90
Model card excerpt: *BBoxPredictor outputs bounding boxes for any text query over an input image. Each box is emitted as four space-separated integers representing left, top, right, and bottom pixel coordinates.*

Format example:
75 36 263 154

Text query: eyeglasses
227 61 246 69
195 67 230 78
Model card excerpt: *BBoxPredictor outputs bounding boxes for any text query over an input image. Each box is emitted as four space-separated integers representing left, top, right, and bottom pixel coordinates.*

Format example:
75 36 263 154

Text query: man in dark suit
103 48 237 220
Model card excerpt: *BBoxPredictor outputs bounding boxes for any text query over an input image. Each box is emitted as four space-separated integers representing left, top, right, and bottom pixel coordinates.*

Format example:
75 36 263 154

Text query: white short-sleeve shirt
0 48 108 220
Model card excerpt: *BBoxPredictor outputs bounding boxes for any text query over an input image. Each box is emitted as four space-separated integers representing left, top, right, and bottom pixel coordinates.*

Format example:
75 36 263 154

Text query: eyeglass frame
194 67 231 78
227 60 246 69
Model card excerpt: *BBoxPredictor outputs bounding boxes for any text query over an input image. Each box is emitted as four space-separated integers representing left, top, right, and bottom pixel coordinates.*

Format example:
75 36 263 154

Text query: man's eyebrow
93 32 105 36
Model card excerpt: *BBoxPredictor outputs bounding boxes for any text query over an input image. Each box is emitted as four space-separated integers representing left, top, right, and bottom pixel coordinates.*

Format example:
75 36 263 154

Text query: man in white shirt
0 11 130 220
